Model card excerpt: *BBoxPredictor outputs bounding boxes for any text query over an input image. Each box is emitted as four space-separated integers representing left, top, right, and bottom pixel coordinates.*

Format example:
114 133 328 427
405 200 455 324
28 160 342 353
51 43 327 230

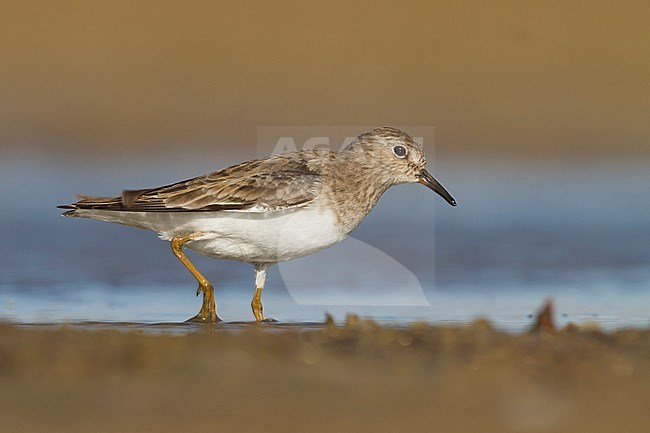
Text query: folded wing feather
59 151 331 213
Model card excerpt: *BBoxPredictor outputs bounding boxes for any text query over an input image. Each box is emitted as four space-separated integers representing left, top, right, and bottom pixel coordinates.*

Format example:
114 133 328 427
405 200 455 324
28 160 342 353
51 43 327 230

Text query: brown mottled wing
156 157 322 211
60 151 329 213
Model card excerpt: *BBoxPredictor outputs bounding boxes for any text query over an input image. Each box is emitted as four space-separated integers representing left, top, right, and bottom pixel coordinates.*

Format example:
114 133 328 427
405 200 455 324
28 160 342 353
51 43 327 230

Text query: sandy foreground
0 312 649 433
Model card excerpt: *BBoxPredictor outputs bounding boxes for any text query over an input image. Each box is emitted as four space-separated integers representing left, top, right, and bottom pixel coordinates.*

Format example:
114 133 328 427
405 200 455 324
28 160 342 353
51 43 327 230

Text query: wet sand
1 308 649 433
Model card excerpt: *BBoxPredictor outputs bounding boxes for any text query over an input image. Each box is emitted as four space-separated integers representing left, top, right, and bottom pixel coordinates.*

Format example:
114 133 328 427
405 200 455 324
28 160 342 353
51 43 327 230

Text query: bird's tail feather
58 195 123 216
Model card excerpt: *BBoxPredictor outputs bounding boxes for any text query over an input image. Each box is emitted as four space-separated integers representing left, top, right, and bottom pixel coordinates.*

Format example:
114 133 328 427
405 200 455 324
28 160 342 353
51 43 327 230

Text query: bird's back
59 149 336 215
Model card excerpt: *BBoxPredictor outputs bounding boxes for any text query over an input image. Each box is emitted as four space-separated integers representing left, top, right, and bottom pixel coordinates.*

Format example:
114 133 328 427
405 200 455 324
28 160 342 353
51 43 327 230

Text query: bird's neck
323 152 392 234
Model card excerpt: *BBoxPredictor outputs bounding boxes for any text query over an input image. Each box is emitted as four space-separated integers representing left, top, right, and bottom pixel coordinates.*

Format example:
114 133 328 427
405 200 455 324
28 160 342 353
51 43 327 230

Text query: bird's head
344 126 457 206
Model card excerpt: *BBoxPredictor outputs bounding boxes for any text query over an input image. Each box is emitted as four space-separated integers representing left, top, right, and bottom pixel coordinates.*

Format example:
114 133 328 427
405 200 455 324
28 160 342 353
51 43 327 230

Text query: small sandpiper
59 127 457 322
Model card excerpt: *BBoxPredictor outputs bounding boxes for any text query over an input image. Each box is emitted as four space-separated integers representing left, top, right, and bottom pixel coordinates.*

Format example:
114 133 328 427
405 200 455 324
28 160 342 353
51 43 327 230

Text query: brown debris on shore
530 297 556 332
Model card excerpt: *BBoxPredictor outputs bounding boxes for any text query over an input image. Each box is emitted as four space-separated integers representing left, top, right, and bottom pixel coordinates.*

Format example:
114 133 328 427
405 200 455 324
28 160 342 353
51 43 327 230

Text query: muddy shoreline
1 312 649 433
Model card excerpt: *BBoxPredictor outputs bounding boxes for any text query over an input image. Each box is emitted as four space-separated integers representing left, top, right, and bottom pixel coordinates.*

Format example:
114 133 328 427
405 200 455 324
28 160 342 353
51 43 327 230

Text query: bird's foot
251 289 276 323
186 283 221 323
185 313 222 324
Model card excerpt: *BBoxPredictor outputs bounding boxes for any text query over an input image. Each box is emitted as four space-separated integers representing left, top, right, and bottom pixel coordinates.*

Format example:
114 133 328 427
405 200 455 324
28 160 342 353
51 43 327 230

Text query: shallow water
1 154 649 331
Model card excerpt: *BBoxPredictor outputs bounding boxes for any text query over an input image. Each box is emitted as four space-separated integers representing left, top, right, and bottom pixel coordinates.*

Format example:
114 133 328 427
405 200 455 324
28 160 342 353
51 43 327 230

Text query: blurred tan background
1 0 648 158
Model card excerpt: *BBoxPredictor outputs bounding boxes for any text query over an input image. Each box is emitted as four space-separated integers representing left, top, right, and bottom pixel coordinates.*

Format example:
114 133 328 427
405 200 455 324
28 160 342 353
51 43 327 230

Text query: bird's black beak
418 169 457 206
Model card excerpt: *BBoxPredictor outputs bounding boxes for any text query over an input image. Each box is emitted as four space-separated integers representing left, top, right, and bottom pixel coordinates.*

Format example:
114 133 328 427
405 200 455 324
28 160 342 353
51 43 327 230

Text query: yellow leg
251 287 264 322
171 235 221 323
250 264 276 323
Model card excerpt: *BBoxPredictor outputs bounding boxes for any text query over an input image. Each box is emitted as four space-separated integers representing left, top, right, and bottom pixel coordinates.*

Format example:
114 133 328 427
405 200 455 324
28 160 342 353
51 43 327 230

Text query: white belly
72 204 347 263
184 206 346 262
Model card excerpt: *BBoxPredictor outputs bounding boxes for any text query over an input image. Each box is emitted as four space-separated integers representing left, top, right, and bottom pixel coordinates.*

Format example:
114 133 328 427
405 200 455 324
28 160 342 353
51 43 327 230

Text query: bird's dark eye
393 145 407 158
